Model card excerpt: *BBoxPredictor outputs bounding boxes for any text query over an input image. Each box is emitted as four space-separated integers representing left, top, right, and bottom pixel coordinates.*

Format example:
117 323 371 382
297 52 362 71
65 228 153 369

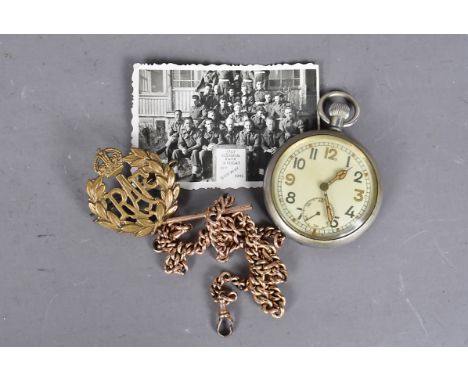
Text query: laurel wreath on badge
86 147 180 237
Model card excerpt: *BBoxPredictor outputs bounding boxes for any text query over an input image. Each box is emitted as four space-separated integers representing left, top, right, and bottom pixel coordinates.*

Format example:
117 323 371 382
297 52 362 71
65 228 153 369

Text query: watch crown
328 102 351 129
318 91 360 131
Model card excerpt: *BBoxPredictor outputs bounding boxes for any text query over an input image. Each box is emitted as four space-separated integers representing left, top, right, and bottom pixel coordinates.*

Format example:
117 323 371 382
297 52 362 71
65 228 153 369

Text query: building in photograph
137 68 318 135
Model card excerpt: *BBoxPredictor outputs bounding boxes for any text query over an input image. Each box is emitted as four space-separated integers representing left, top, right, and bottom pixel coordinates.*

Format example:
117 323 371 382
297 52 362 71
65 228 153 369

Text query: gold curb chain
153 194 287 336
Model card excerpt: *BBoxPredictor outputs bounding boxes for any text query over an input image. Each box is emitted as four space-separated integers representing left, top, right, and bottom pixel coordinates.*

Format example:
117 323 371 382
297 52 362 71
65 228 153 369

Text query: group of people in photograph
156 70 307 181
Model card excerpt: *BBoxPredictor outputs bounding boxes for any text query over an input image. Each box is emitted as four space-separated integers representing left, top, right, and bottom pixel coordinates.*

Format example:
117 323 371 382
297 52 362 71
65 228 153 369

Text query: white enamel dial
265 131 381 245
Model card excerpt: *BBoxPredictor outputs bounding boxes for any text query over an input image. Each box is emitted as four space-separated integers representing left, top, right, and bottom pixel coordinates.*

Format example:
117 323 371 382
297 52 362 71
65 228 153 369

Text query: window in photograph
268 70 301 89
173 70 197 88
139 70 166 94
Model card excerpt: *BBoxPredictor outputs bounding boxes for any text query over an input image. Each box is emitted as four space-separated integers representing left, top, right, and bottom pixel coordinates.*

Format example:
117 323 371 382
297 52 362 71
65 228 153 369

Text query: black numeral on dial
293 157 305 169
354 171 363 183
331 216 340 228
345 206 356 218
309 148 318 160
285 192 296 204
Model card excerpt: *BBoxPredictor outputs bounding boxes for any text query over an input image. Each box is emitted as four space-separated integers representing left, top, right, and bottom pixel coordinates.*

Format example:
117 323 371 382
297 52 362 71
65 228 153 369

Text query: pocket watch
263 91 382 246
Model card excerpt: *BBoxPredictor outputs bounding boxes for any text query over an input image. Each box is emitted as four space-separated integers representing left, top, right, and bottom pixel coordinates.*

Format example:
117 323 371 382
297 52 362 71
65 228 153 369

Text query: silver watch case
263 129 382 247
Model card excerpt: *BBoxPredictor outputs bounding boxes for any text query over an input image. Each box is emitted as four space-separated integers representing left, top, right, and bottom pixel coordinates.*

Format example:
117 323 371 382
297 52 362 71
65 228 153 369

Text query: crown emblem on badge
94 148 124 178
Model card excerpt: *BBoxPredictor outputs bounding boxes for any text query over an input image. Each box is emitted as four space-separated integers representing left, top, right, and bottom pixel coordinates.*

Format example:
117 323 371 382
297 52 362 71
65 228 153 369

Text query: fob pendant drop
264 91 382 246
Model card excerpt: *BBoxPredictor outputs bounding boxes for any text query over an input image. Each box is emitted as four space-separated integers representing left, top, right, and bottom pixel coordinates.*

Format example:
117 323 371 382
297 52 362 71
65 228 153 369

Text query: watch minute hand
323 192 334 225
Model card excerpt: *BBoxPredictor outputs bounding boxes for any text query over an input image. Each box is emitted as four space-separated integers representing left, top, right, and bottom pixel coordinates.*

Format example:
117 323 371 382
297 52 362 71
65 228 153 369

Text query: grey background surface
0 35 467 346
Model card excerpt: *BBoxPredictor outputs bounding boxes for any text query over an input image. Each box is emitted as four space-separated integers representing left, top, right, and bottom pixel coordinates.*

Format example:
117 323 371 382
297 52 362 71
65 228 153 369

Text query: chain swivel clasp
216 301 234 337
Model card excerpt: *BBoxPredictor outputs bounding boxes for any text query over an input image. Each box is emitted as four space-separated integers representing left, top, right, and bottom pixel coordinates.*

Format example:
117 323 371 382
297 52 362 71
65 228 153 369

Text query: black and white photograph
131 63 319 189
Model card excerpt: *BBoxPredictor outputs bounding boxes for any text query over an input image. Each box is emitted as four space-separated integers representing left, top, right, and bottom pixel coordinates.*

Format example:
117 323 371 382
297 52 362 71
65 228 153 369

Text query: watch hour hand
327 167 351 186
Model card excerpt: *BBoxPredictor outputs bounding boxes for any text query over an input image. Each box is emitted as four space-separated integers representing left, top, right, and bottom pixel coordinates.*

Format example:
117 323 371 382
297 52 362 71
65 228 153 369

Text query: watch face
266 131 381 245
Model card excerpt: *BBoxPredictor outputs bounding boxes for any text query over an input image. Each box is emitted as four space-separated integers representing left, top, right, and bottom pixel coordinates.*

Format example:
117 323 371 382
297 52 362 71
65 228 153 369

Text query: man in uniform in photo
253 70 270 90
240 94 254 117
199 118 225 180
158 109 184 159
263 92 274 117
172 117 204 181
139 122 151 148
200 83 218 110
260 117 285 176
226 87 238 108
251 105 267 133
254 80 266 105
241 70 255 93
279 106 304 139
271 92 286 119
190 94 206 124
214 96 232 122
213 84 223 103
236 119 262 181
221 117 238 145
228 102 246 132
232 71 242 93
195 70 218 92
217 70 234 95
